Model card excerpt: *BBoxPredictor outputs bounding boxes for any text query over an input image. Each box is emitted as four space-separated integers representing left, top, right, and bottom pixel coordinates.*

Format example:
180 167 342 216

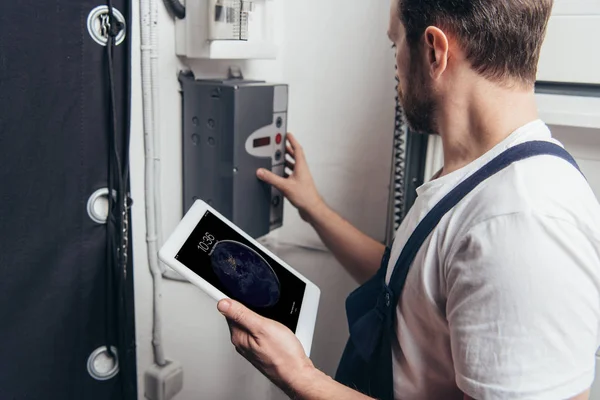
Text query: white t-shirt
387 120 600 400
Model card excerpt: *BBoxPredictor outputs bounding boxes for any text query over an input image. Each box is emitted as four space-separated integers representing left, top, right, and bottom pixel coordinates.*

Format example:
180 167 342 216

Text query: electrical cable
162 0 185 19
104 16 118 364
386 70 408 244
392 73 407 229
103 0 129 372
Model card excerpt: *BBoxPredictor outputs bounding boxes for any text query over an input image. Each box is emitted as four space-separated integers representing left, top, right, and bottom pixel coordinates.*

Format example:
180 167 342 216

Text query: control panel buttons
276 117 283 128
275 133 282 145
274 150 282 161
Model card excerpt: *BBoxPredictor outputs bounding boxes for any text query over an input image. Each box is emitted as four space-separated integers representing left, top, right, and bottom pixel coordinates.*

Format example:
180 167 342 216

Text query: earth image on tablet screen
209 240 281 308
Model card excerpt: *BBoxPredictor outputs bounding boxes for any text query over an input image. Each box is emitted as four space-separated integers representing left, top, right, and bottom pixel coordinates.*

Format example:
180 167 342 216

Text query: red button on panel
275 133 282 145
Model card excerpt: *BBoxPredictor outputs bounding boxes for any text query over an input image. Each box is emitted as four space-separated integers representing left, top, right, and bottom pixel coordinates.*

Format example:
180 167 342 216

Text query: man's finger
285 142 295 158
218 299 263 333
285 159 295 172
257 168 289 191
229 324 248 348
286 133 305 160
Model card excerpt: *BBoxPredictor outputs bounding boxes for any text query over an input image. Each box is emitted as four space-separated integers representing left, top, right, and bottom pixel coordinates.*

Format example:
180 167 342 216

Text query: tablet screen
175 210 306 332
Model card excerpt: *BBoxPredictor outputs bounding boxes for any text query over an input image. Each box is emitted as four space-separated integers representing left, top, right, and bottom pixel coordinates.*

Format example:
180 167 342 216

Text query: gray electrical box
179 71 287 239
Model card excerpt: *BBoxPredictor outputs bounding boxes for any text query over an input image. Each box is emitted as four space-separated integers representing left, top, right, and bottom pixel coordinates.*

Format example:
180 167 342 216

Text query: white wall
130 0 395 399
272 1 396 249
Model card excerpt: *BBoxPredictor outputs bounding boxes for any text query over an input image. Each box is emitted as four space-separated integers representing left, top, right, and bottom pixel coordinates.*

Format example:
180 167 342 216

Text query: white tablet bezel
158 200 321 356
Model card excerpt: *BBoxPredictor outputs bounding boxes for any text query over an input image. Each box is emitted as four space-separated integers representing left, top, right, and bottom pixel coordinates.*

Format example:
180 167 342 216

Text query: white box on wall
537 0 600 85
175 0 279 59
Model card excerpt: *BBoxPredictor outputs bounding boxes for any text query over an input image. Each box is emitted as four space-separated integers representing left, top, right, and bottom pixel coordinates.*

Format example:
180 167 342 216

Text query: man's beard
398 61 439 135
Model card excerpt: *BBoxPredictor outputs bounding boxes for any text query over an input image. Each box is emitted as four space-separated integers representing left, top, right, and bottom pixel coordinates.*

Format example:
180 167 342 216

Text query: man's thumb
257 168 287 190
218 299 260 331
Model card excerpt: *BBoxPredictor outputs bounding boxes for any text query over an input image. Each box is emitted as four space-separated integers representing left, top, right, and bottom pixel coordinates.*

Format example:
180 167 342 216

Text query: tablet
158 200 321 356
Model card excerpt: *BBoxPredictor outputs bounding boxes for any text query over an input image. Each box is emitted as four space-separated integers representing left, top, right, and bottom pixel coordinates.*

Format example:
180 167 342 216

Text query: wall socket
144 360 184 400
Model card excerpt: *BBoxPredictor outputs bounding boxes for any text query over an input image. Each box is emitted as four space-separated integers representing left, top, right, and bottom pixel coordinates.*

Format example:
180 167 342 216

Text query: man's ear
424 26 449 80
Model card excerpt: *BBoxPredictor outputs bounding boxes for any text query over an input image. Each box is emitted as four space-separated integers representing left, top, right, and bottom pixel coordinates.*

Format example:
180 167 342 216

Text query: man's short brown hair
399 0 553 85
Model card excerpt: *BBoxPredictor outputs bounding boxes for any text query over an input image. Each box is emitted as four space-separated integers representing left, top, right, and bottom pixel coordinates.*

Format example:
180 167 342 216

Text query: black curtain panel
0 0 136 398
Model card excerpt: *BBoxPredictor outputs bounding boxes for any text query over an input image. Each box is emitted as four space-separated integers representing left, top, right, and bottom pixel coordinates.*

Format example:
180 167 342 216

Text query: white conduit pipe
149 0 187 283
150 0 164 271
140 0 167 366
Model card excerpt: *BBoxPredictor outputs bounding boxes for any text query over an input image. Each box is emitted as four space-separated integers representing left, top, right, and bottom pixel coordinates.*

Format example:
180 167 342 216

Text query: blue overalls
334 141 581 400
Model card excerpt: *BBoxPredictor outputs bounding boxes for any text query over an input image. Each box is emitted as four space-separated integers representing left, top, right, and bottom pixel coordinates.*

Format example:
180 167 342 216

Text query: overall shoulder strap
388 140 581 296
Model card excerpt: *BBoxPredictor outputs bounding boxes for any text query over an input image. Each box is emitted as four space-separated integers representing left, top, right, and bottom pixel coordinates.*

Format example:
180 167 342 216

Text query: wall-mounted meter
208 0 252 41
176 0 278 59
179 71 288 239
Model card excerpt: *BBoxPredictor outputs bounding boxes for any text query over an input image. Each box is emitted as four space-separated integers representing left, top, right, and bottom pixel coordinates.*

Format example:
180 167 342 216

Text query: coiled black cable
392 72 407 230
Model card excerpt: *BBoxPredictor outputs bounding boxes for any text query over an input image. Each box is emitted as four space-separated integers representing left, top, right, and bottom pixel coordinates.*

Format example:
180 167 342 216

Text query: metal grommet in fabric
87 188 115 224
87 346 119 381
87 6 126 47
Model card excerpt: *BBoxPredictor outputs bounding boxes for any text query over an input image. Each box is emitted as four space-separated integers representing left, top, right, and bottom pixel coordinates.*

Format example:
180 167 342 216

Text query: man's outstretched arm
257 133 385 284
